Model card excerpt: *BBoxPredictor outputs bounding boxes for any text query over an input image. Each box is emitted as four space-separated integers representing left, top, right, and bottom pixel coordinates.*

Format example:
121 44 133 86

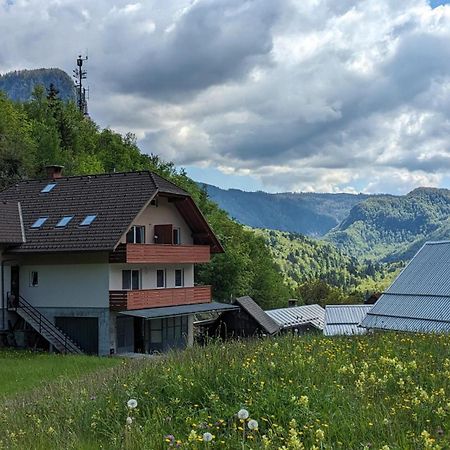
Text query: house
323 304 372 336
266 304 325 333
361 241 450 333
0 167 236 355
204 296 280 338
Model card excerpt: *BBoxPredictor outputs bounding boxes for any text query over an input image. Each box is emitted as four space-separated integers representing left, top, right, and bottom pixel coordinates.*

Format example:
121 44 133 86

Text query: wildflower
248 419 259 430
203 432 214 442
315 428 325 442
126 417 133 425
238 408 249 420
127 399 138 409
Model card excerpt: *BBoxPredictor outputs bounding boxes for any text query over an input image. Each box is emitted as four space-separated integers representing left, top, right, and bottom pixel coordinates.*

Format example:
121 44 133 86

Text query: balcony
110 285 212 311
109 243 211 264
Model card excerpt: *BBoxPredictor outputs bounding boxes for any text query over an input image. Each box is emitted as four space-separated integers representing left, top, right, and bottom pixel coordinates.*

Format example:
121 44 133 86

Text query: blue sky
1 0 450 194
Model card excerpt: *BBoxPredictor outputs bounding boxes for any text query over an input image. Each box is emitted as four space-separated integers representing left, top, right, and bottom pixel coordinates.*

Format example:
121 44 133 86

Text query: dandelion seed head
248 419 259 430
237 408 249 420
203 432 214 442
127 399 138 409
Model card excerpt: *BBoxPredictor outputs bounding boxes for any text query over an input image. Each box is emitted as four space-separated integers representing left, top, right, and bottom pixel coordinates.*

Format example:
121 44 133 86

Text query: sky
1 0 450 194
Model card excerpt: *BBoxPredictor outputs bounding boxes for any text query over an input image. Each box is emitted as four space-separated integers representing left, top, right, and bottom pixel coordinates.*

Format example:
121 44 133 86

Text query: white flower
248 419 259 430
126 416 133 425
127 399 138 409
203 432 214 442
237 408 249 420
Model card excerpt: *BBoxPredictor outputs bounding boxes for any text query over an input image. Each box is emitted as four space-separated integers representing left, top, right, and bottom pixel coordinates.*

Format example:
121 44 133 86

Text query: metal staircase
8 295 84 354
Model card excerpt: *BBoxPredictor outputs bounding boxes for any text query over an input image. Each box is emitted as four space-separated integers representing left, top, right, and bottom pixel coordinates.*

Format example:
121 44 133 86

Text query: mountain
202 183 374 236
326 187 450 261
0 68 75 102
253 228 401 294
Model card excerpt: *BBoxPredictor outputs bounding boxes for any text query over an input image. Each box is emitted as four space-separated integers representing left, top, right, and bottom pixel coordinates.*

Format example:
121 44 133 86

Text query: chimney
45 165 64 180
288 299 298 307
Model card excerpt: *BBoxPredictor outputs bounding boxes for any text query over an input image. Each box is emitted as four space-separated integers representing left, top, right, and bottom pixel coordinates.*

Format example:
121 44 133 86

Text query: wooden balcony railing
109 243 211 264
109 285 212 311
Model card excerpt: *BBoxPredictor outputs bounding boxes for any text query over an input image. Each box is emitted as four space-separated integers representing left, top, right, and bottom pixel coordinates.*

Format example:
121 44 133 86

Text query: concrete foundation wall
36 307 111 355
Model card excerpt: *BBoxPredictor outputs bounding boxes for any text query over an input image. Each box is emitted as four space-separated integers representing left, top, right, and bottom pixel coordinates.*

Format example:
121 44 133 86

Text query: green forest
253 228 402 305
0 87 292 309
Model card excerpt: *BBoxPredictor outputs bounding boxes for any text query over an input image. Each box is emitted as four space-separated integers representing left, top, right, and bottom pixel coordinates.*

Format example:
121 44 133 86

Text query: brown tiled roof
0 171 219 253
234 296 280 335
0 201 24 244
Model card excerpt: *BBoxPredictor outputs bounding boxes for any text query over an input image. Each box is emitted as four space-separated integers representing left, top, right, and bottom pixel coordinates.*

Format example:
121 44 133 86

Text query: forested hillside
0 87 291 309
253 228 401 305
326 188 450 261
204 184 373 236
0 68 75 102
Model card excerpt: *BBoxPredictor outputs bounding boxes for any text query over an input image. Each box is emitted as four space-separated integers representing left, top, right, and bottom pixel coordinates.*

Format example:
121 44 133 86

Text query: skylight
41 183 56 193
80 215 97 226
56 216 73 227
31 217 48 229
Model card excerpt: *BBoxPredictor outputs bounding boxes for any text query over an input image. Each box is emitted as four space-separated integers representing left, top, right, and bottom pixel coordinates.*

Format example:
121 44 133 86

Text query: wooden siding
110 286 212 310
109 243 210 264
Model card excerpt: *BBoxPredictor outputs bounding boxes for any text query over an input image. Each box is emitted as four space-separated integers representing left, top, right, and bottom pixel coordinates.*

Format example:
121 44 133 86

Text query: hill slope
203 184 373 236
253 228 400 294
326 187 450 261
0 68 75 102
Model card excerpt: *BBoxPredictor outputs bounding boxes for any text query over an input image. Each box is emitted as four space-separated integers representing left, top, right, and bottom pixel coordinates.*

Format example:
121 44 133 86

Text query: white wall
109 264 194 290
20 263 109 308
120 196 193 245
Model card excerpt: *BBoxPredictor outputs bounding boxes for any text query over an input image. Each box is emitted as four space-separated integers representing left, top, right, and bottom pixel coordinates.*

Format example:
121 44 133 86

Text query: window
30 271 38 287
126 225 145 244
150 198 159 207
173 228 181 245
122 270 140 290
156 269 166 288
31 217 48 228
80 215 97 226
56 216 73 227
41 183 56 193
175 269 184 287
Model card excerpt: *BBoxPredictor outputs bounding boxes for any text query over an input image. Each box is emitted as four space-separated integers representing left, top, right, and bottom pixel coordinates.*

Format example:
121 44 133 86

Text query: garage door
55 317 99 355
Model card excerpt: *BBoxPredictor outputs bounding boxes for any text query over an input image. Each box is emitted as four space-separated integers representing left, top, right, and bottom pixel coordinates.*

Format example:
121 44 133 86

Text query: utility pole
73 54 89 115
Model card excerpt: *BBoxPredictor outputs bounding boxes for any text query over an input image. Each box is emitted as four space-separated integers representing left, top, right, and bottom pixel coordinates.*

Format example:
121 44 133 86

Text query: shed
205 296 280 338
361 241 450 333
266 304 325 332
324 304 372 336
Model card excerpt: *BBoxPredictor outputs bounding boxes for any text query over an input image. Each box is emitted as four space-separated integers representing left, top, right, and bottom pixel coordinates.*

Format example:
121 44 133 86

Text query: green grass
1 334 450 449
0 349 120 397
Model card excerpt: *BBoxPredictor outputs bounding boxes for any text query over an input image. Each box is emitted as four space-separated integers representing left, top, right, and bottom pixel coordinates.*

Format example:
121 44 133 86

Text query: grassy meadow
0 334 449 449
0 350 120 398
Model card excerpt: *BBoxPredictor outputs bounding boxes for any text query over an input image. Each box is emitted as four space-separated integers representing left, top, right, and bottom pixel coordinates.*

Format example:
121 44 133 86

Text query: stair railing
7 293 82 354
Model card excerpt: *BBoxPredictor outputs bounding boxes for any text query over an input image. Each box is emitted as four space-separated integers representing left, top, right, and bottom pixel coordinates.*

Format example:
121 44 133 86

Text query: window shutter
154 224 173 244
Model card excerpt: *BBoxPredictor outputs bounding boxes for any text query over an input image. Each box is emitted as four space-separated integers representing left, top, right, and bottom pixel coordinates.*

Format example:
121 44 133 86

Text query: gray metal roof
266 304 325 330
361 241 450 333
324 304 372 336
119 301 239 319
234 296 280 335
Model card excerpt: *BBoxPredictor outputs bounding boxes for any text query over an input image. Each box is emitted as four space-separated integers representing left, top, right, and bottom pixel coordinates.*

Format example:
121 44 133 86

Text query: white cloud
0 0 449 194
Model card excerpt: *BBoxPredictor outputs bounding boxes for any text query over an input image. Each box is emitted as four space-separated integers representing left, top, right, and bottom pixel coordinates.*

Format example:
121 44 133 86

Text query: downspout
1 258 17 330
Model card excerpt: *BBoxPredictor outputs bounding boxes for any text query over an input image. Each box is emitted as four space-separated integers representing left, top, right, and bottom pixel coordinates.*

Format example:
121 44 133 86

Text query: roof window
56 216 73 228
41 183 56 193
31 217 48 229
80 215 97 226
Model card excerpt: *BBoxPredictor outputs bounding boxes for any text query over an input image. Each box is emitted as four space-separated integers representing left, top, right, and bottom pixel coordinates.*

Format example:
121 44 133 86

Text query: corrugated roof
234 296 280 335
0 171 221 253
324 304 372 336
361 241 450 333
0 201 24 244
266 304 325 330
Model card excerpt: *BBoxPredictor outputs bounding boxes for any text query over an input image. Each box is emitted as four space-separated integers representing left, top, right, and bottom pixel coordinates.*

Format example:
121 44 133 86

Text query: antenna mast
73 54 89 115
